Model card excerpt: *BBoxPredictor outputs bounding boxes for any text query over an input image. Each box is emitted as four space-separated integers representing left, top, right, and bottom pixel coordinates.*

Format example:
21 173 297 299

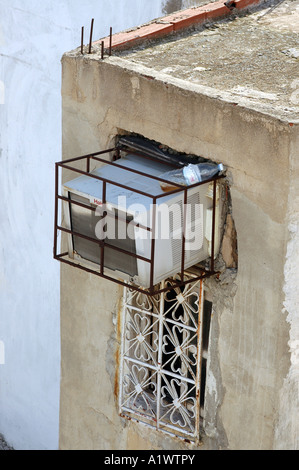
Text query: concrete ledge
95 0 263 50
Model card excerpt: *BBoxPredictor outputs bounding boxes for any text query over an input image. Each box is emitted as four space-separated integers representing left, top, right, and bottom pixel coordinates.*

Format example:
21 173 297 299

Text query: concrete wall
60 52 296 449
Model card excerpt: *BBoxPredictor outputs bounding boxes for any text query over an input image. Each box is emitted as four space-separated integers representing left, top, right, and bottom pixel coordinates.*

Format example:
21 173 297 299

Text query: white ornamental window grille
119 277 211 442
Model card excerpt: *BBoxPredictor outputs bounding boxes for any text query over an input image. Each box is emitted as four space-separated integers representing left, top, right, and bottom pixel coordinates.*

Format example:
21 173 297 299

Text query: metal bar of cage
53 146 224 296
56 225 152 264
57 194 151 232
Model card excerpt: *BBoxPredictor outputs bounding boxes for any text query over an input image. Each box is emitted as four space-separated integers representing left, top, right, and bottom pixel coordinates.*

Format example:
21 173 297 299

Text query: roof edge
94 0 263 51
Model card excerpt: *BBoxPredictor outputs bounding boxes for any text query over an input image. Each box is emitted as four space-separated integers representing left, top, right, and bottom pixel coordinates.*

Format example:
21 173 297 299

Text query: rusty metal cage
53 146 224 296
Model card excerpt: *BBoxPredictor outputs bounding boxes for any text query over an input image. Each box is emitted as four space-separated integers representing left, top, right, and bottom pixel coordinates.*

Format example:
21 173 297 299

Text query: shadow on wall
162 0 183 13
162 0 213 14
0 434 13 451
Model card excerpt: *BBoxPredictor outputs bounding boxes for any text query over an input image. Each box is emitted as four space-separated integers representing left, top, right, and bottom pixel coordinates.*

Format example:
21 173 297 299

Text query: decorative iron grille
119 277 205 441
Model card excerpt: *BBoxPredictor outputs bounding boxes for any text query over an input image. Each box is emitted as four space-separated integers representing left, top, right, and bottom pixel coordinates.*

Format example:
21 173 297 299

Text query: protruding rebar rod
101 40 104 60
89 18 94 54
109 26 112 56
81 26 84 54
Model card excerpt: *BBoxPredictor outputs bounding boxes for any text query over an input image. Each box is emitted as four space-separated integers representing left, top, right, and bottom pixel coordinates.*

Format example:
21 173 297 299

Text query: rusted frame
54 147 223 296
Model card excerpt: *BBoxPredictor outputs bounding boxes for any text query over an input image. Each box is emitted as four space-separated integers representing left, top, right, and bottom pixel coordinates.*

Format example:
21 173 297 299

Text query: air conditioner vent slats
170 192 202 266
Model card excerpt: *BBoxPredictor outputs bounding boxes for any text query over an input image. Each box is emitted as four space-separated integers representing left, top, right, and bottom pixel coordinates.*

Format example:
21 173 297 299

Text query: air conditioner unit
61 154 221 288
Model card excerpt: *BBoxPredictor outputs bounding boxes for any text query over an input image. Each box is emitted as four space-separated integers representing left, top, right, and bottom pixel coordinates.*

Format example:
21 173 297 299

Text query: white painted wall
0 0 165 450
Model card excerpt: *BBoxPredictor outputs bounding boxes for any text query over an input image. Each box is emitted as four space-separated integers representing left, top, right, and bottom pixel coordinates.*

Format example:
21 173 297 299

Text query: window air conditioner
62 154 221 288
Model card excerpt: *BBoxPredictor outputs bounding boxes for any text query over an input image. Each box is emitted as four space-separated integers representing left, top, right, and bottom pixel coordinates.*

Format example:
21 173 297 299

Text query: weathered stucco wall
274 127 299 450
60 52 295 449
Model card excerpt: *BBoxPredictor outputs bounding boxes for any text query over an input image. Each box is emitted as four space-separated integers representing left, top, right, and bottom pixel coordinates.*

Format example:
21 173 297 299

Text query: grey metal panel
70 193 138 277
